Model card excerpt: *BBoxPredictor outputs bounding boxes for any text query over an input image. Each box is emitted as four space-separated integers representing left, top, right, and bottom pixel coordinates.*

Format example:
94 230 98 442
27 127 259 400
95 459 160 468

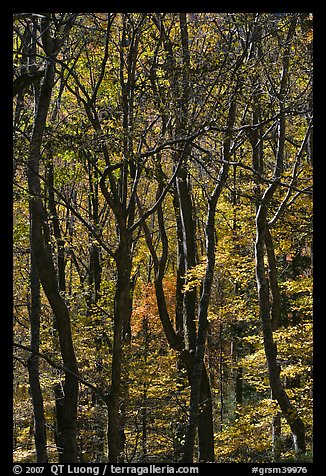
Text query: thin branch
26 162 117 260
129 140 190 232
269 121 313 226
14 342 108 402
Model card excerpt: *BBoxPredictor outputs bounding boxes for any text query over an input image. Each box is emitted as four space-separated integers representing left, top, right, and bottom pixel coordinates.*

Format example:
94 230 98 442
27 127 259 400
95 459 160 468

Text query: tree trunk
197 366 215 462
176 163 197 352
141 185 215 462
27 46 79 462
46 155 66 293
27 250 48 463
181 175 227 463
107 230 132 462
54 383 65 462
255 197 306 453
174 171 216 461
172 188 186 337
181 78 238 459
264 227 283 454
254 17 305 452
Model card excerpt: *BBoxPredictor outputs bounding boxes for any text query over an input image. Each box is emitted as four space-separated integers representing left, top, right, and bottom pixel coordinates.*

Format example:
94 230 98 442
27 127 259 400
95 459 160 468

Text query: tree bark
27 17 79 460
181 72 238 461
176 165 197 352
107 230 133 462
181 159 230 462
255 193 306 453
27 250 48 463
172 188 186 337
253 15 306 454
54 383 65 462
181 195 216 463
140 179 216 462
197 366 215 462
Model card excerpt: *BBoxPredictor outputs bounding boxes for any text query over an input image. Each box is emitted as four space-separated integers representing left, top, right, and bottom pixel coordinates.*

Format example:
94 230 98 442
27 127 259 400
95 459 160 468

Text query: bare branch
14 342 108 402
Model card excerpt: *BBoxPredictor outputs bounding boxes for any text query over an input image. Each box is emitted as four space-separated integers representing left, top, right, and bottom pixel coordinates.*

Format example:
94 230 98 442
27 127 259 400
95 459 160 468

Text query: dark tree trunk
181 198 216 463
181 81 236 461
54 383 65 463
197 366 215 462
253 15 305 455
176 14 196 354
264 226 283 451
172 188 186 337
107 230 132 462
140 184 215 462
176 165 197 352
46 155 66 293
27 251 48 463
181 167 229 462
255 193 306 454
176 170 215 461
27 21 79 460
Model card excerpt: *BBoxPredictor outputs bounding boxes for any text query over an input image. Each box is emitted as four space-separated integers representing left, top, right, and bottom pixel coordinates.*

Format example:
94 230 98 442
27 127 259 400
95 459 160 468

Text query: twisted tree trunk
27 16 79 461
255 186 306 453
27 251 48 463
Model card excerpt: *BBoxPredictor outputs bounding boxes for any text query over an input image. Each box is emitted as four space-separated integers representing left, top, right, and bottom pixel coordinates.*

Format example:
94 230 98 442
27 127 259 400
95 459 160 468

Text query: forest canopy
13 12 313 464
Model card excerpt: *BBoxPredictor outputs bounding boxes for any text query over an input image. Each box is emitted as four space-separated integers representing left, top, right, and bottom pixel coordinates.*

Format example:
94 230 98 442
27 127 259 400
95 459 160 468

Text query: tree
252 14 310 453
14 13 80 462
